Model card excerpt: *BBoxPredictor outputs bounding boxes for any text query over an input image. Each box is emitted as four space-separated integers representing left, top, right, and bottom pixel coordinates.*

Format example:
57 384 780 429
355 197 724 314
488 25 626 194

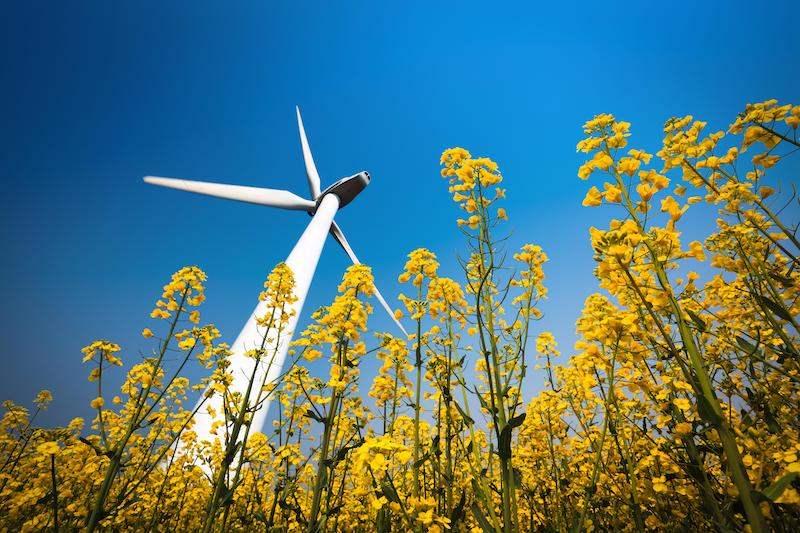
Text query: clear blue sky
2 1 798 426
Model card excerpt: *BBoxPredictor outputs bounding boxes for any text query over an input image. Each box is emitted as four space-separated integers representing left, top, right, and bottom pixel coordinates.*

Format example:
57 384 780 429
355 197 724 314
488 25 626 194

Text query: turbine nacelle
314 171 370 213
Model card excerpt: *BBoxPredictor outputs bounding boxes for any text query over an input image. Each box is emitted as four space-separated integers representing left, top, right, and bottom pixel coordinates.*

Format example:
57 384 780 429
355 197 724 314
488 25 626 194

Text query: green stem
50 454 59 532
412 284 424 498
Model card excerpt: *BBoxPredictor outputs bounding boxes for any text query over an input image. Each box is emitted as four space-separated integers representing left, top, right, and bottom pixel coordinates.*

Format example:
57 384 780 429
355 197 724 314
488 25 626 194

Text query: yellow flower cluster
397 247 439 321
511 243 548 311
149 265 206 320
81 340 122 366
2 100 798 532
441 147 507 228
369 333 412 412
295 264 374 393
254 261 298 346
397 247 439 286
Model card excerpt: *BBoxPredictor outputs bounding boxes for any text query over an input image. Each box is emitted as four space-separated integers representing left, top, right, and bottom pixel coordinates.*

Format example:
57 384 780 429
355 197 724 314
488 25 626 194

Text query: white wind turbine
144 107 407 444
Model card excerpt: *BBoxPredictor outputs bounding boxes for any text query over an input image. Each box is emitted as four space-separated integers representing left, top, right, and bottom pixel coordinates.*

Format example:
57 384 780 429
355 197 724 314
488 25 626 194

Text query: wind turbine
144 107 407 444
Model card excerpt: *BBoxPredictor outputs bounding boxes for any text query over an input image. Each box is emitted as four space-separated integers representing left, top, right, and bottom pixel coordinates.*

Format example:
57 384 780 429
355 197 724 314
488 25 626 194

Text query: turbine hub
314 171 370 212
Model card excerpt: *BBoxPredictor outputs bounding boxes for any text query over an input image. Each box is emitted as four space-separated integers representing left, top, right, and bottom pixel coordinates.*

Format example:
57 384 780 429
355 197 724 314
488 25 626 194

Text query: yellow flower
660 195 687 221
603 183 622 203
369 452 387 472
578 162 594 180
303 348 322 362
617 157 641 176
636 182 655 201
90 396 105 409
141 328 154 338
149 266 207 319
37 441 60 455
752 153 779 168
178 337 196 350
81 340 122 365
150 308 170 319
398 248 439 287
582 186 603 207
396 449 413 463
673 398 691 412
608 243 632 260
371 496 388 511
687 241 706 261
593 152 614 170
536 332 558 357
34 390 53 408
628 148 653 163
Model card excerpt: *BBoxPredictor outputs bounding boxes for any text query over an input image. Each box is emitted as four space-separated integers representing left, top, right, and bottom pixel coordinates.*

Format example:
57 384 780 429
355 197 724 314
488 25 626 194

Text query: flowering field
2 100 799 532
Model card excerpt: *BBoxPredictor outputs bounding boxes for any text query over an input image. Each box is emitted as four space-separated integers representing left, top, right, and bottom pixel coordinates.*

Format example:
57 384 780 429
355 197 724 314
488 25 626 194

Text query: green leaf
497 413 526 460
686 309 707 332
375 507 391 533
413 452 430 469
476 392 496 415
498 430 512 459
334 441 363 463
380 481 401 504
512 467 523 488
762 472 799 501
325 504 343 517
769 271 795 288
470 502 495 533
471 478 486 500
736 336 759 356
451 492 467 526
508 412 527 429
224 441 242 464
453 400 474 426
756 294 795 323
222 478 243 507
304 409 325 423
696 395 722 426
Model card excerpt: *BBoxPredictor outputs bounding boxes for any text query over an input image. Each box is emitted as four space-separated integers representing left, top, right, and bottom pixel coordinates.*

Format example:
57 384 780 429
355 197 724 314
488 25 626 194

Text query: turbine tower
144 107 407 444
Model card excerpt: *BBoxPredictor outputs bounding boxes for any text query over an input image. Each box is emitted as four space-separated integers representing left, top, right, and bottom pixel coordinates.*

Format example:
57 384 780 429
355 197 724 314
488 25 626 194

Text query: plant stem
50 454 59 532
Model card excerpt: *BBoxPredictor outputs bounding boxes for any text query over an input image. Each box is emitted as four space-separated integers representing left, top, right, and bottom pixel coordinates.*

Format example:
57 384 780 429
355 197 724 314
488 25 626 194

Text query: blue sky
2 1 798 426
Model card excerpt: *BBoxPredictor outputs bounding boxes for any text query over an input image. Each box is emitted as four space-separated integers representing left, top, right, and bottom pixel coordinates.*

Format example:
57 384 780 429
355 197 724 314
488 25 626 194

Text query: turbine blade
329 221 409 337
143 176 315 211
296 106 322 199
